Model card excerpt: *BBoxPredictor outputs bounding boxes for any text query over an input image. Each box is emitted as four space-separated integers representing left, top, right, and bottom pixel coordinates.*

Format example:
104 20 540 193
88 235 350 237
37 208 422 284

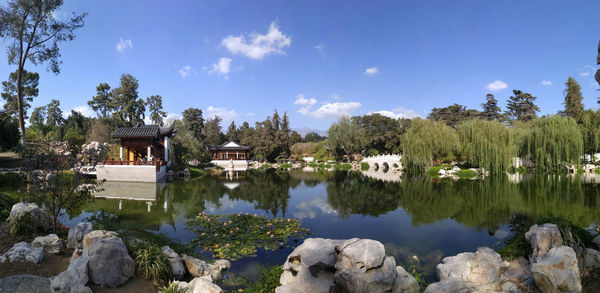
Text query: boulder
173 276 223 293
531 246 582 293
424 278 468 293
525 223 564 263
70 249 83 263
392 266 420 293
593 235 600 247
6 202 53 232
0 241 44 263
50 250 92 293
182 255 230 282
82 230 118 250
162 246 186 280
87 236 135 288
67 222 93 249
0 274 51 293
583 248 600 271
32 234 62 255
436 247 508 285
334 239 396 292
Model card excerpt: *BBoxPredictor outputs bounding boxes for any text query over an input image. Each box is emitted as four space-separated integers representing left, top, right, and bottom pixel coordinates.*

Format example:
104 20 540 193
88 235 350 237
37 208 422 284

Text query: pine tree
46 99 64 127
226 121 239 142
145 95 166 125
481 94 504 121
562 77 584 118
505 90 540 121
88 83 113 118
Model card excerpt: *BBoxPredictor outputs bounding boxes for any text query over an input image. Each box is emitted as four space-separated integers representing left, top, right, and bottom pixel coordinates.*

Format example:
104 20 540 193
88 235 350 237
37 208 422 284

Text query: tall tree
327 117 368 161
481 94 504 121
596 41 600 104
204 116 224 146
577 110 600 161
505 90 540 121
88 82 113 118
562 77 584 118
182 108 205 143
401 118 459 169
113 74 145 125
1 69 39 119
277 112 291 159
29 105 45 126
428 103 480 128
0 0 86 147
145 95 166 125
45 99 63 127
226 121 239 142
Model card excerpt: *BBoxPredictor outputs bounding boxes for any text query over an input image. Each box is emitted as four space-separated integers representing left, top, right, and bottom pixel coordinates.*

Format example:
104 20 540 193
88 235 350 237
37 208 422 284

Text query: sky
0 0 599 131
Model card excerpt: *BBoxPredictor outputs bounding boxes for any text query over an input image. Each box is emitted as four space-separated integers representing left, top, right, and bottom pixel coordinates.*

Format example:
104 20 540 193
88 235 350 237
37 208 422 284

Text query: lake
63 169 600 282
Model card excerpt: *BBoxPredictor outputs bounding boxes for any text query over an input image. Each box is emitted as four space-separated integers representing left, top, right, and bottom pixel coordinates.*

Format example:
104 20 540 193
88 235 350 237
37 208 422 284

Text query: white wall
96 165 165 183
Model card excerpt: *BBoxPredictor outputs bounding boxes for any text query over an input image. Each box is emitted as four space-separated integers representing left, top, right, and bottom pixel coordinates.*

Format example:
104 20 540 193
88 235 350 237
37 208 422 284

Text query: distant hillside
292 127 328 138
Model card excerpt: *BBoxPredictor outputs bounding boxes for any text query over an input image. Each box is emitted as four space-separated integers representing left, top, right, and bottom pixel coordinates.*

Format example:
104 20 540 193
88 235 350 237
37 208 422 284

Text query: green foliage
562 77 584 118
402 119 459 170
0 193 17 221
577 166 585 174
188 213 311 261
10 213 34 236
0 111 19 151
334 163 352 171
188 167 209 178
456 169 477 179
290 142 319 158
327 117 368 160
278 163 293 169
314 143 330 162
428 103 481 128
88 83 113 118
133 243 172 286
260 163 272 170
523 116 583 170
352 113 408 155
577 110 600 159
481 94 505 121
426 166 442 177
112 74 146 126
146 95 167 125
0 172 23 188
405 264 428 291
159 281 185 293
361 162 370 171
457 119 513 173
506 90 540 121
244 265 284 293
1 69 39 118
595 168 600 174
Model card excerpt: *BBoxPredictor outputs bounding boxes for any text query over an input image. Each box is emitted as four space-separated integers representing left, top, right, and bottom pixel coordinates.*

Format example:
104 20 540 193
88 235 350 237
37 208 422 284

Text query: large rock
182 254 230 282
6 202 53 232
50 250 92 293
0 241 44 263
87 236 135 288
32 234 62 255
392 266 420 293
162 246 186 280
593 235 600 247
531 246 582 293
424 278 468 293
525 223 564 263
584 248 600 271
82 230 118 250
173 276 223 293
0 274 51 293
67 222 93 249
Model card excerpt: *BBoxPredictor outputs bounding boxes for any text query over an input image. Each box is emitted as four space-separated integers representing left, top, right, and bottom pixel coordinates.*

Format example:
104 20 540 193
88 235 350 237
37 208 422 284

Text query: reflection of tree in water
171 178 228 218
228 170 293 216
326 171 401 217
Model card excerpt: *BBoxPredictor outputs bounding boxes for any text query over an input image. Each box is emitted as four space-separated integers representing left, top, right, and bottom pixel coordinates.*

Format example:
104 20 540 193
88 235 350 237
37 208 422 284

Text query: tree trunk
16 66 27 151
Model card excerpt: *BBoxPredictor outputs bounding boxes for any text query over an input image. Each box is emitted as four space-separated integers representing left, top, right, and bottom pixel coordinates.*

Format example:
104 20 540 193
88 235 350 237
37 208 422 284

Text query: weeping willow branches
401 119 459 170
457 119 513 173
523 116 583 170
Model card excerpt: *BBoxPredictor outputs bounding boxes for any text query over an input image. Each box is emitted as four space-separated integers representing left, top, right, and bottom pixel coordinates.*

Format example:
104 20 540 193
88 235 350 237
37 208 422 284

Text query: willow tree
327 116 368 161
577 110 600 161
401 118 459 170
523 116 583 170
457 119 513 173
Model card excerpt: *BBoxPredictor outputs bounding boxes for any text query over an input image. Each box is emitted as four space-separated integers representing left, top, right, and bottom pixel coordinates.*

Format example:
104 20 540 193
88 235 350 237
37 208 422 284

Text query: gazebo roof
208 141 251 151
112 124 175 139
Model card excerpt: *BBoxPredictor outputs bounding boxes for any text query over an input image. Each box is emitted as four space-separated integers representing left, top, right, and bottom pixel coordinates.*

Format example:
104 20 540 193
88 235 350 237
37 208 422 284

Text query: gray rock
0 241 44 263
424 278 469 293
436 246 508 285
67 222 93 249
593 235 600 247
335 255 396 293
0 274 51 293
50 250 92 293
173 276 223 293
525 223 564 263
583 248 600 271
6 202 53 232
392 266 420 293
87 236 135 288
531 246 582 293
162 246 186 280
32 234 62 255
82 230 118 250
276 266 335 293
182 254 229 281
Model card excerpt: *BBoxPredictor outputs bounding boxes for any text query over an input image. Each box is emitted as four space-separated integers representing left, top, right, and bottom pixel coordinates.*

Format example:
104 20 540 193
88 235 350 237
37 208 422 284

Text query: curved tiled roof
112 124 175 138
208 141 251 151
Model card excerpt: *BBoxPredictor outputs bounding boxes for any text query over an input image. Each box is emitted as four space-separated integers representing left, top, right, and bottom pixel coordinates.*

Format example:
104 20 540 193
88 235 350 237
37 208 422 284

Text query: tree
29 106 45 127
561 77 584 118
428 104 480 128
352 113 403 155
401 118 459 170
289 131 302 145
204 116 224 146
45 99 63 127
577 110 600 161
505 90 540 121
523 116 583 170
457 119 513 173
0 110 19 151
304 131 326 142
277 112 291 159
597 41 600 104
88 83 113 118
182 108 205 144
1 69 39 119
113 74 145 125
226 121 239 142
327 117 368 161
145 95 166 125
0 0 87 147
481 94 504 121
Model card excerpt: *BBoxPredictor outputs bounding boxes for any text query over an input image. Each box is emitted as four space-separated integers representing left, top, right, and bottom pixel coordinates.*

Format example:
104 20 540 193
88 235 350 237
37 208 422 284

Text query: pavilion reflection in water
95 181 171 212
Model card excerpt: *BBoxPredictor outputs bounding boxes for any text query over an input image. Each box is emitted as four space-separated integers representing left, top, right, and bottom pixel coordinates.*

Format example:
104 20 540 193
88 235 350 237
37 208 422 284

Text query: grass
133 243 173 286
159 281 185 293
10 213 35 236
456 169 477 179
361 162 370 171
188 167 209 178
426 166 442 177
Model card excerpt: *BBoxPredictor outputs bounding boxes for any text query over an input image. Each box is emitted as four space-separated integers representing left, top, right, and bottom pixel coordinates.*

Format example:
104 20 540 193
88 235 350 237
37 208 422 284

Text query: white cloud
115 38 133 53
179 65 196 78
364 67 379 76
486 80 508 91
580 72 591 77
71 106 94 117
579 65 596 77
294 94 317 115
294 94 361 119
541 80 552 86
209 57 232 79
245 113 255 116
368 107 421 119
221 22 291 60
314 43 325 54
206 106 238 121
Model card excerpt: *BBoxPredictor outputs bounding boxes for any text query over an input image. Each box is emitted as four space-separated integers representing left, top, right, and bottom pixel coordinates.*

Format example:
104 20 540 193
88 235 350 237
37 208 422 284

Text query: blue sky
1 0 599 130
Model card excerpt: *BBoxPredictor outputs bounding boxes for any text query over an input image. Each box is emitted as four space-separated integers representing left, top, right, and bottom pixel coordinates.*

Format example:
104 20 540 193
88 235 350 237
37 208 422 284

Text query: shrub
134 244 172 286
188 167 209 178
260 163 272 170
361 162 370 171
0 172 24 188
456 169 477 179
426 166 442 177
577 167 585 174
159 281 185 293
10 213 34 236
0 193 17 221
278 163 293 169
595 168 600 174
244 265 284 293
334 163 352 171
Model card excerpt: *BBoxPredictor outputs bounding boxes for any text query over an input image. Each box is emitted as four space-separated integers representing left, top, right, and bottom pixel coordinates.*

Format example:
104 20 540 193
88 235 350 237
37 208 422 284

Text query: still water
64 169 600 281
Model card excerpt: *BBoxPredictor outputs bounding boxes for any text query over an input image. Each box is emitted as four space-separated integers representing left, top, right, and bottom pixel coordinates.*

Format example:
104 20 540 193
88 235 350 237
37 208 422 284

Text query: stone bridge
362 154 402 172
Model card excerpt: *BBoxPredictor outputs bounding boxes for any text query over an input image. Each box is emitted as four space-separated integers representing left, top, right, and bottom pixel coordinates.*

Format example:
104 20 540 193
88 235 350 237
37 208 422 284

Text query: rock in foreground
6 202 53 233
0 241 44 264
0 274 51 293
87 235 135 288
531 246 582 293
32 234 63 255
67 222 93 249
50 250 92 293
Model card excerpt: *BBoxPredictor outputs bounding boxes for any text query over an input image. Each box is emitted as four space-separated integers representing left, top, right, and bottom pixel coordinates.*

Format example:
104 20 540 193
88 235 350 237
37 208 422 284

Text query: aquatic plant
456 169 477 179
425 166 442 177
188 213 311 261
244 265 284 293
457 119 514 173
133 243 173 286
401 119 459 170
361 162 370 171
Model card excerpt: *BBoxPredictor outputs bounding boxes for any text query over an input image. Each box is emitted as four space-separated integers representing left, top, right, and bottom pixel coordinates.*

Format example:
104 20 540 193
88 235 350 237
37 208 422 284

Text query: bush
577 166 585 174
426 166 442 177
456 169 477 179
133 244 172 286
334 163 352 171
10 213 35 236
0 172 24 188
188 167 209 178
159 281 185 293
595 168 600 174
361 162 370 171
0 193 17 221
244 265 284 293
278 163 293 169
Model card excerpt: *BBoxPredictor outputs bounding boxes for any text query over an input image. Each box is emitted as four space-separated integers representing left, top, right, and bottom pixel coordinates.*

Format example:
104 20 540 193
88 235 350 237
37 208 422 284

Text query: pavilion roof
208 141 251 151
112 124 175 139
